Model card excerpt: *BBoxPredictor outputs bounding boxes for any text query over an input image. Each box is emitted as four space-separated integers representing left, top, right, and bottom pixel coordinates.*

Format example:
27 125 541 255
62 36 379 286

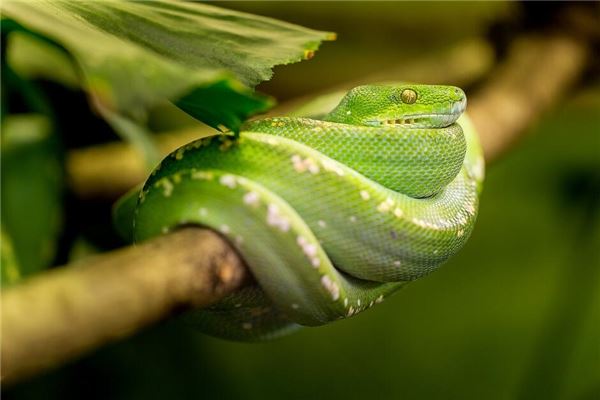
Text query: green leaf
1 114 63 280
1 0 334 135
5 30 79 89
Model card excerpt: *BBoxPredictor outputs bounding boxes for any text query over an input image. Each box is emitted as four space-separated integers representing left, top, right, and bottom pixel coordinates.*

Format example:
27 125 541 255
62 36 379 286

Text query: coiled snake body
116 84 484 341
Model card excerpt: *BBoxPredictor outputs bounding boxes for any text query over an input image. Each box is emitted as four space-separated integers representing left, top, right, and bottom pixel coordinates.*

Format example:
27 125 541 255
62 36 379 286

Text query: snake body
119 84 484 341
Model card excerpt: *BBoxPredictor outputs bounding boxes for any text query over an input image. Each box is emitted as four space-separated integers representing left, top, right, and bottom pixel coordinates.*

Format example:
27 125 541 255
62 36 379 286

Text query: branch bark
469 34 589 162
1 228 251 384
1 31 592 385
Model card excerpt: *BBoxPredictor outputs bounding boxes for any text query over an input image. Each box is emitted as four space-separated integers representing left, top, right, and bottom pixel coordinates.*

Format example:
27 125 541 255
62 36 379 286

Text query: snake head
325 84 466 128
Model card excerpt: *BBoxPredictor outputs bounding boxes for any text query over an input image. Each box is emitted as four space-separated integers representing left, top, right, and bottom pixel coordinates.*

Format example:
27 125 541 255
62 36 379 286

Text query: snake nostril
454 88 466 102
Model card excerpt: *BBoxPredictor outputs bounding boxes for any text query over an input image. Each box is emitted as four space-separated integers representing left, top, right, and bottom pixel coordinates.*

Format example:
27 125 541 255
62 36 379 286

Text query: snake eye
401 89 417 104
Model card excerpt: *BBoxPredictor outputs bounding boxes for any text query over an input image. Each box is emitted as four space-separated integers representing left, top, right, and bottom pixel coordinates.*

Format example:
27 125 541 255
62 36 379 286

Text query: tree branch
469 34 589 162
1 30 592 385
1 228 251 384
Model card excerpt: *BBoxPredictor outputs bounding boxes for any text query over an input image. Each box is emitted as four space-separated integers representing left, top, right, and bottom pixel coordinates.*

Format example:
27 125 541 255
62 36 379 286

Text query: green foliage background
3 2 599 399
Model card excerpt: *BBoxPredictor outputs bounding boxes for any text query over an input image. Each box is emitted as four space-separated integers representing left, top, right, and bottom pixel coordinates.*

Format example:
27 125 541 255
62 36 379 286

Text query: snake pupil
401 89 417 104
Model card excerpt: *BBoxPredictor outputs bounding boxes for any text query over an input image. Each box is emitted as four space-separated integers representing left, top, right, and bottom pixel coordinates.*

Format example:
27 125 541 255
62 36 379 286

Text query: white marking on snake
157 178 173 197
243 191 259 206
412 218 429 228
304 243 317 257
321 276 340 301
393 260 401 267
291 155 305 173
297 235 321 267
377 198 394 213
191 170 213 180
349 216 357 223
220 175 237 189
375 295 384 304
266 204 290 232
344 298 349 307
291 155 320 174
318 220 327 228
360 190 370 200
321 158 345 176
347 306 355 317
393 207 404 218
292 303 299 309
306 158 320 174
199 208 208 217
220 225 230 234
242 322 252 330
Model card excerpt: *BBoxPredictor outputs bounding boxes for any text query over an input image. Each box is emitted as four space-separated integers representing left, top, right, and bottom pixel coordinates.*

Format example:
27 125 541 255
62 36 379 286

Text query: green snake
114 84 484 341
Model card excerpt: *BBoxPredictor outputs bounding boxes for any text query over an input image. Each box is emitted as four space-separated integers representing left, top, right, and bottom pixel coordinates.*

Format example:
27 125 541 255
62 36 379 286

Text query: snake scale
115 84 484 341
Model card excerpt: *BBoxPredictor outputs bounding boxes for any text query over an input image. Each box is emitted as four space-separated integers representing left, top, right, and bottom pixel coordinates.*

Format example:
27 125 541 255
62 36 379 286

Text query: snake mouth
379 113 458 128
371 98 467 128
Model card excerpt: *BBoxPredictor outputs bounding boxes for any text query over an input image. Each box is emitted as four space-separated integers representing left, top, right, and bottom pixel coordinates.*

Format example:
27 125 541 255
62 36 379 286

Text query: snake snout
429 96 466 128
451 96 467 116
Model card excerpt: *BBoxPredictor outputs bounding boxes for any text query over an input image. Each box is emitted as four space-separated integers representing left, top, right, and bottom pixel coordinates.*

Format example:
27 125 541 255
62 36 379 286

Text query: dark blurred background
4 2 599 399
